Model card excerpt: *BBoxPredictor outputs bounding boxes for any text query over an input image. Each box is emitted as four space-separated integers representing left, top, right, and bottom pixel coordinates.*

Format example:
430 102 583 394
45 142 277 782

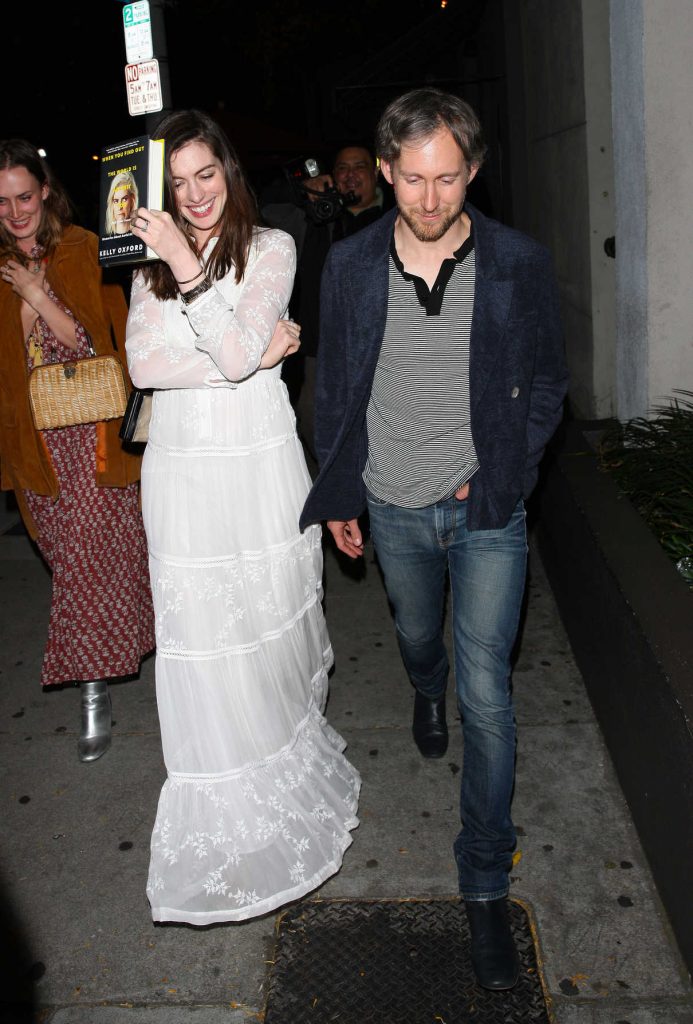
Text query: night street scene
1 2 692 1022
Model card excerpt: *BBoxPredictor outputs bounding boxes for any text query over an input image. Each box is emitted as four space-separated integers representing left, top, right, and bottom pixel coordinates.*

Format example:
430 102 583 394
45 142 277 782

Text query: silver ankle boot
78 680 112 763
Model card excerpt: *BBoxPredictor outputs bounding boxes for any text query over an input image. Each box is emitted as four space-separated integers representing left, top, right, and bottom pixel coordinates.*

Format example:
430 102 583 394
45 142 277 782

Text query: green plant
597 390 693 585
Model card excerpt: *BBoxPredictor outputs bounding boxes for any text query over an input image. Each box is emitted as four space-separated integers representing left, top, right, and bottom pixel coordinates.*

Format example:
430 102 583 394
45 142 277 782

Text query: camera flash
304 158 320 178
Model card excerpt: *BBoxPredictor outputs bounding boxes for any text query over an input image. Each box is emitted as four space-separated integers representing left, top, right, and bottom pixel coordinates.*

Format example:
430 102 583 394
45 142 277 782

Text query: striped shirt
362 232 479 508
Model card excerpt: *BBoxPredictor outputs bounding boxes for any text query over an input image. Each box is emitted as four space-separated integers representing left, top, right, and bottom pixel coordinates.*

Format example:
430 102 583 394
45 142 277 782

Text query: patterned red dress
22 289 155 687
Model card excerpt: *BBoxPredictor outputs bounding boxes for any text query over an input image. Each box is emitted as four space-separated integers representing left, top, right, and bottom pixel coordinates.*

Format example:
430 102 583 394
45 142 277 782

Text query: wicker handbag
28 337 128 431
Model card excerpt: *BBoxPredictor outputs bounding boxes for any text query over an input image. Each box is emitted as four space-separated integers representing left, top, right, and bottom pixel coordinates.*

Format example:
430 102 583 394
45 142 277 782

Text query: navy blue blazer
299 202 568 533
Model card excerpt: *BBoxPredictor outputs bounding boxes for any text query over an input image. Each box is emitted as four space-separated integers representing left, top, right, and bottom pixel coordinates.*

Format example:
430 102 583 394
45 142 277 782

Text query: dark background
4 0 508 232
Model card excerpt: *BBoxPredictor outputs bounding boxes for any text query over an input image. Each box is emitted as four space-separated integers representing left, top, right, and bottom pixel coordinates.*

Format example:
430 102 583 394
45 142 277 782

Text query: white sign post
123 1 154 64
124 59 163 116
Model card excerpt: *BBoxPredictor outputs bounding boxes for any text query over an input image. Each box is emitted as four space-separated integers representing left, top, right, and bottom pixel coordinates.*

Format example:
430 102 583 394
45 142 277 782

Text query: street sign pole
145 0 172 132
120 0 172 128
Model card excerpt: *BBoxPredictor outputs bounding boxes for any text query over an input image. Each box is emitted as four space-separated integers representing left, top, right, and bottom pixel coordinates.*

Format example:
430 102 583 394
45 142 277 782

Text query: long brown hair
140 110 258 301
0 139 73 263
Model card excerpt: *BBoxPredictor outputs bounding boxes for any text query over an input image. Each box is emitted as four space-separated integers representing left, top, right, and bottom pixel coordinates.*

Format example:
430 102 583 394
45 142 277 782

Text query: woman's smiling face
170 140 227 248
0 165 48 251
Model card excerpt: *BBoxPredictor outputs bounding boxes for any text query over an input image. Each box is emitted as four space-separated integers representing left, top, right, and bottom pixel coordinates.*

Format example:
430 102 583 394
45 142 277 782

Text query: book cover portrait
98 135 164 267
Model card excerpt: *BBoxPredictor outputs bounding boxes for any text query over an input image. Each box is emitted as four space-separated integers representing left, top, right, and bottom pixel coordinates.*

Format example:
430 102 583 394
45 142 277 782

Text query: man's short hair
375 88 487 169
333 143 376 166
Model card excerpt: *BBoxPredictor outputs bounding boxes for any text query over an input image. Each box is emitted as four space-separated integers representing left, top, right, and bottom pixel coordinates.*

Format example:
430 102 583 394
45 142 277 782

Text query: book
98 134 165 267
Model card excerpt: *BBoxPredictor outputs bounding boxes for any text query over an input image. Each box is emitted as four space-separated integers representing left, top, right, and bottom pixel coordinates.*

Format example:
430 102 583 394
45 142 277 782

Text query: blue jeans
366 492 528 900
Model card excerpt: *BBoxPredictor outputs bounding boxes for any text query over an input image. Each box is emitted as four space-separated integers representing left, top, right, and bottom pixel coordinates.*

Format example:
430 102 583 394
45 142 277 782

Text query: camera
283 157 358 225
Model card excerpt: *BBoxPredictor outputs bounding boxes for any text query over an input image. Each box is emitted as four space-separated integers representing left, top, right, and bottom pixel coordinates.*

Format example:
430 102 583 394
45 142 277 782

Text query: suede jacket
0 225 142 538
299 203 569 533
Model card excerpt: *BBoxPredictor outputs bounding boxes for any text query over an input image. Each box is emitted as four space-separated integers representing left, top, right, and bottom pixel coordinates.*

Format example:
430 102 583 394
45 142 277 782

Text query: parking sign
125 59 163 116
123 1 153 64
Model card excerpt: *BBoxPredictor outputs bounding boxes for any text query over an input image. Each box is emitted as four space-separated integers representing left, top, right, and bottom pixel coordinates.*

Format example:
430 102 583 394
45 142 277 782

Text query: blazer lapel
467 204 514 411
345 209 395 383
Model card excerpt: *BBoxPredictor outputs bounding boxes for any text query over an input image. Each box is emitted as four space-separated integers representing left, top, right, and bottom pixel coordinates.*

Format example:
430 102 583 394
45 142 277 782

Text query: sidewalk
1 499 692 1023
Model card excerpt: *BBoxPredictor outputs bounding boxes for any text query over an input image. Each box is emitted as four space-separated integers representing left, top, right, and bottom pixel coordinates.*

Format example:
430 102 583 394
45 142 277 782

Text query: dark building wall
502 0 617 419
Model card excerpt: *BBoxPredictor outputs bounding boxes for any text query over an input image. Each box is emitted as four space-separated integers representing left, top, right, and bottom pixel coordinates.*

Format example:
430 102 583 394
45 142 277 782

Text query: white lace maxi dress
126 228 361 924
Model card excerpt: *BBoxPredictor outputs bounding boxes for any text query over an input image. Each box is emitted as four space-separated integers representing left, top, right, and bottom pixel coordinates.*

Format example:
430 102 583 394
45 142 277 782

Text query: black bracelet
175 269 205 286
180 276 213 305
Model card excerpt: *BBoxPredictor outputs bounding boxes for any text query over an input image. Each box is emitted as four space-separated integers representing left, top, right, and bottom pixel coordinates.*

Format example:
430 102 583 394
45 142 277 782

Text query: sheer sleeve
183 229 296 382
126 271 233 390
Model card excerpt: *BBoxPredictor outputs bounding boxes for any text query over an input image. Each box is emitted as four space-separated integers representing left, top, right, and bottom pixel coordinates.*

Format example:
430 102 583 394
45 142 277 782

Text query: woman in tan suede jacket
0 139 154 762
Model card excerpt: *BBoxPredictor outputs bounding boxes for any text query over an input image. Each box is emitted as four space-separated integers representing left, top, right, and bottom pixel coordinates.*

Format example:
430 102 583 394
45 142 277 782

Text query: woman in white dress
125 109 360 925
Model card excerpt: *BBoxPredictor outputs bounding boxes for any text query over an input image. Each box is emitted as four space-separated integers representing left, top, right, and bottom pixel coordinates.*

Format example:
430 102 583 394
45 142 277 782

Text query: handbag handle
60 332 96 379
33 315 98 361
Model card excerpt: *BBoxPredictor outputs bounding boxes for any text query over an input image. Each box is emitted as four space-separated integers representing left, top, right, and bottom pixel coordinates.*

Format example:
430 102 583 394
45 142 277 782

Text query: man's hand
454 482 470 501
259 318 301 369
304 174 334 201
327 518 364 559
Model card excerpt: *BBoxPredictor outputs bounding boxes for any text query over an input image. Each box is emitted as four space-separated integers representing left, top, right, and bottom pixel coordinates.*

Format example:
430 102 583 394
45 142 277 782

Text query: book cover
98 134 165 267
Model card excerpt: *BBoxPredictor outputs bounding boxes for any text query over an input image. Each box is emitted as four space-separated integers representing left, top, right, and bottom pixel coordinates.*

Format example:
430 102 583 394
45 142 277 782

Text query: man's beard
397 199 465 242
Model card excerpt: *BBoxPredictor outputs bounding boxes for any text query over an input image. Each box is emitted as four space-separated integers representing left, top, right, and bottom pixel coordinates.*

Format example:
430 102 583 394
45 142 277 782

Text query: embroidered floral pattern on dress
126 228 296 390
150 533 319 657
147 707 360 922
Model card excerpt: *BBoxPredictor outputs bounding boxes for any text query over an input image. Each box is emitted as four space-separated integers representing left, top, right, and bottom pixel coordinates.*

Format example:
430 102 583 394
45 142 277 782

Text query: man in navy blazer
300 88 568 991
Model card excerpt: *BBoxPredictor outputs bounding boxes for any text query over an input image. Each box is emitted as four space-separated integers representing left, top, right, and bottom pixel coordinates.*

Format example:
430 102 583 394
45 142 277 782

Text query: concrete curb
537 421 693 976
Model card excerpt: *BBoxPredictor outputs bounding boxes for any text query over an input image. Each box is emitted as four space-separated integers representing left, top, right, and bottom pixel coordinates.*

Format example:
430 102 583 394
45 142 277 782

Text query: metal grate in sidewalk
264 897 552 1024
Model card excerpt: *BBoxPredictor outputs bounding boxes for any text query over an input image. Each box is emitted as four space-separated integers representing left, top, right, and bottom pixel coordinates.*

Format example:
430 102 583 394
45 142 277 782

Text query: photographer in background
262 145 388 466
331 145 384 238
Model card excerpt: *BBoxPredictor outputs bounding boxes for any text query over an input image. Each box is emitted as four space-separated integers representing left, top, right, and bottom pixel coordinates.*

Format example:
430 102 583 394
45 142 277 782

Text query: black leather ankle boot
465 897 520 990
412 690 448 758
